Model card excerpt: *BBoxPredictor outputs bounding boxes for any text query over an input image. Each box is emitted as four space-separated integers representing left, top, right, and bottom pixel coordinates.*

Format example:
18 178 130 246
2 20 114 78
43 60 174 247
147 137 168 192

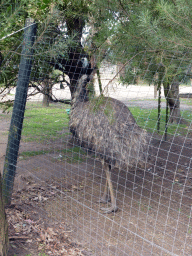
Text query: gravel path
1 73 192 111
123 100 192 110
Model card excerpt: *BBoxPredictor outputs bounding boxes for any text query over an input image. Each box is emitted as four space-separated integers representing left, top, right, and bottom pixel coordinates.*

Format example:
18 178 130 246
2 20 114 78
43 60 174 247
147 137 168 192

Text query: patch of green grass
0 111 12 118
129 107 192 137
180 98 192 106
19 149 50 158
22 103 70 142
19 146 87 163
2 98 192 145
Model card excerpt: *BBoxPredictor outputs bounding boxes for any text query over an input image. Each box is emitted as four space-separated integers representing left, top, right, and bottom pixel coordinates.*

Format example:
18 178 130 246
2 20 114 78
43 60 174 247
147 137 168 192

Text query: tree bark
157 82 161 132
156 64 165 132
0 173 9 256
163 81 182 124
42 79 52 107
154 84 157 99
97 68 102 95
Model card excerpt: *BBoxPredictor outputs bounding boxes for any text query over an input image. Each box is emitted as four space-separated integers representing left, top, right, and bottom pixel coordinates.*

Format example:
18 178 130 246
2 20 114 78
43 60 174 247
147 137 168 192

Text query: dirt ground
1 103 192 256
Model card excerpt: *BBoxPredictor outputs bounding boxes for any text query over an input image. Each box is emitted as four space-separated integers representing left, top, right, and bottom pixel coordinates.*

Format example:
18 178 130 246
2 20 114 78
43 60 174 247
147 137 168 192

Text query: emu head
77 57 93 76
71 57 95 105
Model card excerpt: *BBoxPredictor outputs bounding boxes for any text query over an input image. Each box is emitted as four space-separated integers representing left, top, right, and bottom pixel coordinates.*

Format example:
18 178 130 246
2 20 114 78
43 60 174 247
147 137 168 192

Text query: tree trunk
157 83 161 132
154 84 157 99
97 69 102 95
164 97 169 141
163 81 182 124
42 79 51 107
0 173 9 256
42 94 49 107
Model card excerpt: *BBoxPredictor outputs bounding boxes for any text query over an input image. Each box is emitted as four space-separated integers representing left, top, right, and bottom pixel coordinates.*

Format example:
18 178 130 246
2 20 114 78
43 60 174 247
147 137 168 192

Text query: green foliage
30 7 72 85
90 94 106 112
103 101 115 124
0 0 109 108
0 0 56 108
0 100 14 112
87 80 95 99
93 0 192 87
0 0 73 107
90 95 115 124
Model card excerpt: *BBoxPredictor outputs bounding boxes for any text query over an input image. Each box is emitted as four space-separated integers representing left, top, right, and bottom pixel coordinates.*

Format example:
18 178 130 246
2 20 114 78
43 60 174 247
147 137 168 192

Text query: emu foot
101 205 118 214
97 195 111 204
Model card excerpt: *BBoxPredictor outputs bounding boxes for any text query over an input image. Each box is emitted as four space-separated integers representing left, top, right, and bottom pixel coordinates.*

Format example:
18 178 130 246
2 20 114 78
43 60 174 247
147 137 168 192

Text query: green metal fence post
2 18 37 205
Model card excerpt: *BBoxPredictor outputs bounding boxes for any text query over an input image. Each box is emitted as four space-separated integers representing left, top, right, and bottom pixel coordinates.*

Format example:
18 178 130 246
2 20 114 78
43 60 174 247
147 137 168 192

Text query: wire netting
1 10 192 256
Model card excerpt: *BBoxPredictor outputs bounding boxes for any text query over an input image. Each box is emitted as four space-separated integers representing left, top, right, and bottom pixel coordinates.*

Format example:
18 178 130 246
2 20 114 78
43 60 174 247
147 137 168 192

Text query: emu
69 74 148 213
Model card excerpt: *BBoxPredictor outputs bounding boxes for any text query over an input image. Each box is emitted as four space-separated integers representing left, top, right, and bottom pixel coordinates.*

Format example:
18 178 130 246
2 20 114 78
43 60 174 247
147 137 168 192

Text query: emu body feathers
69 75 148 213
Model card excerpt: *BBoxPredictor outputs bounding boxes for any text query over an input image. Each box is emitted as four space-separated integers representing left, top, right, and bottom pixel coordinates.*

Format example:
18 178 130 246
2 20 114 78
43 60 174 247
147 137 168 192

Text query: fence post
2 18 37 205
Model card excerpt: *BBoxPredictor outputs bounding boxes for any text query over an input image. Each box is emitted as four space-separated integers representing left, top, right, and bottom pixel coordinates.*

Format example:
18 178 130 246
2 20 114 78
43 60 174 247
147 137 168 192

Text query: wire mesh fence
1 4 192 256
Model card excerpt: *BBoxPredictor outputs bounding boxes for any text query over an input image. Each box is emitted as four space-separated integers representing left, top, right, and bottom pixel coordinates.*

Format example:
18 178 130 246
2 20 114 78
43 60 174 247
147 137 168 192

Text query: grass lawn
20 102 88 163
3 100 191 146
130 107 192 137
20 101 192 143
22 102 70 142
19 146 87 163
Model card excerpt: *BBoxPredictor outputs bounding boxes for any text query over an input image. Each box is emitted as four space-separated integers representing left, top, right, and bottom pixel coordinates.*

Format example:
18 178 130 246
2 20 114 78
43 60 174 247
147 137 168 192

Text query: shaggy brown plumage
69 75 148 213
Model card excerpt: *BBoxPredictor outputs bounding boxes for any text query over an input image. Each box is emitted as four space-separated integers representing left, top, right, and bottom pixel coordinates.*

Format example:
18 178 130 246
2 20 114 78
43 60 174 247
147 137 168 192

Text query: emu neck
72 75 89 106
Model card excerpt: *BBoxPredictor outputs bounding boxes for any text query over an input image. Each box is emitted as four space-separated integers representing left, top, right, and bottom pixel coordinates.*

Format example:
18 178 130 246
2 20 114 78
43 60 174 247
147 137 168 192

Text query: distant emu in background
69 72 148 213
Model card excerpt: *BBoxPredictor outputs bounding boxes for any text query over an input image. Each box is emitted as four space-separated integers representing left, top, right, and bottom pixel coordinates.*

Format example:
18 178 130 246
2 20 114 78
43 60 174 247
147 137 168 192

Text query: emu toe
97 195 111 204
101 205 118 214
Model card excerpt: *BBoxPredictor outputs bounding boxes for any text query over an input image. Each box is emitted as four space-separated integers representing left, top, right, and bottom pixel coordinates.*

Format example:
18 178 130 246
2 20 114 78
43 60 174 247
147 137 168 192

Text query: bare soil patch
6 179 88 256
6 133 192 256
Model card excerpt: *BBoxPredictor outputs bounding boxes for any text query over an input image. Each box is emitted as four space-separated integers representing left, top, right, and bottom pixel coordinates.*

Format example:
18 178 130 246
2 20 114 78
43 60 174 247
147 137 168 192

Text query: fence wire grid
1 13 192 256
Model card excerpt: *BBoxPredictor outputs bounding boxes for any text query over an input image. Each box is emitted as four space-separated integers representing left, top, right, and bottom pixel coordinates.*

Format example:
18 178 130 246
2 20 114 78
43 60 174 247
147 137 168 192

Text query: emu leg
101 164 118 214
98 179 110 203
98 180 109 204
98 160 110 203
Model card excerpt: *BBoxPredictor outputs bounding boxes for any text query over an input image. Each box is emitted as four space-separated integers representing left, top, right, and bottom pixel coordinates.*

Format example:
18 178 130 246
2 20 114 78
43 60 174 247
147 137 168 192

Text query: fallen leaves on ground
6 176 86 256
